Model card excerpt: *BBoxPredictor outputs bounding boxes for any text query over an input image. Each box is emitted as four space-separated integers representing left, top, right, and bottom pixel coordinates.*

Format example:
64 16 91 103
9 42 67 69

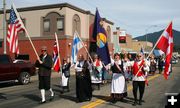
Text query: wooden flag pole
12 3 39 59
75 31 93 63
54 32 61 72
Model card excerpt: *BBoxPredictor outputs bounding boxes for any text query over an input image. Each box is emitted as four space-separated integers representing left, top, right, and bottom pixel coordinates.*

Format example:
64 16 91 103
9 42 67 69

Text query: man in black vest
35 46 54 104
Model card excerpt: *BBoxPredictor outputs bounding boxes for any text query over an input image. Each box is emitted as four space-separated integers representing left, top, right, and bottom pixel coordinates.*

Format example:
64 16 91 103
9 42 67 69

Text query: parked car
0 54 36 84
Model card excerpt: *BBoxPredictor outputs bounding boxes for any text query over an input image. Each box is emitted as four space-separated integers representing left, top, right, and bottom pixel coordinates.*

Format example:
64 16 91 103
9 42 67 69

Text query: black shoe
49 95 54 101
110 98 116 104
77 100 83 103
67 89 70 92
132 101 137 106
39 101 46 104
139 100 142 105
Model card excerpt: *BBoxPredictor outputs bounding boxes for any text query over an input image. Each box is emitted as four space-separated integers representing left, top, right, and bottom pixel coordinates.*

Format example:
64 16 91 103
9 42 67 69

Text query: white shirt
75 60 92 72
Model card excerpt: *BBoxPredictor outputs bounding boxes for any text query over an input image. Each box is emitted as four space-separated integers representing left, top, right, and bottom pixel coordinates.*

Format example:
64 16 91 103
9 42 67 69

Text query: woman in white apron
61 58 71 94
111 53 127 103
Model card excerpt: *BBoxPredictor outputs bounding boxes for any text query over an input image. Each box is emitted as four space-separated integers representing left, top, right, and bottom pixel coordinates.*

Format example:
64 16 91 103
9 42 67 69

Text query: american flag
7 6 24 54
53 42 61 72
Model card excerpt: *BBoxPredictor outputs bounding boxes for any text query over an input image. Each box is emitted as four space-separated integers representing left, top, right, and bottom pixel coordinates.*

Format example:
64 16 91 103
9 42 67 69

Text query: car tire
18 72 30 85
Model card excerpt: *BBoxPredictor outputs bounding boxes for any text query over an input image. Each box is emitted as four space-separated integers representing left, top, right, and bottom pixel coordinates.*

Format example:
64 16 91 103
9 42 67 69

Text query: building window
43 19 50 32
42 12 64 36
72 14 81 36
57 18 64 31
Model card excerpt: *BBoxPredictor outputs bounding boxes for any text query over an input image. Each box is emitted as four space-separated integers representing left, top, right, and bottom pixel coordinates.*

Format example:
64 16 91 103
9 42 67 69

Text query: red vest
133 60 145 76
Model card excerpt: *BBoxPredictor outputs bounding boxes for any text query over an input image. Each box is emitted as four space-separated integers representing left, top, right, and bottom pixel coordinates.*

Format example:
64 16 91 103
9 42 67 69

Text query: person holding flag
61 57 71 94
75 54 92 102
129 53 149 106
35 46 54 104
110 53 127 103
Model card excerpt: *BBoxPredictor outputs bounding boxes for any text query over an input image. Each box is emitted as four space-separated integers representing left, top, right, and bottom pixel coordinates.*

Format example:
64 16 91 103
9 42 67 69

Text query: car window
0 55 10 64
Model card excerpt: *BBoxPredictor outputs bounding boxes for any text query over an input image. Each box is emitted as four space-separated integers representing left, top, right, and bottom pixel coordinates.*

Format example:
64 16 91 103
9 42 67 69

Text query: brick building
0 3 114 63
113 28 153 53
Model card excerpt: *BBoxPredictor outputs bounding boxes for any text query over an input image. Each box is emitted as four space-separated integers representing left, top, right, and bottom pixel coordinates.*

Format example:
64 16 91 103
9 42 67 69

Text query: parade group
35 46 166 106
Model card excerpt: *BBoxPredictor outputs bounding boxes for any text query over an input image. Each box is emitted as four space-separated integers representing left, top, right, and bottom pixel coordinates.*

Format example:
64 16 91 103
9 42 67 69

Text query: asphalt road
0 63 179 108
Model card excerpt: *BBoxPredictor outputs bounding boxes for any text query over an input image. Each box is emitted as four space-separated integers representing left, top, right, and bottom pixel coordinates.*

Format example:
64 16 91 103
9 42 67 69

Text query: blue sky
2 0 180 37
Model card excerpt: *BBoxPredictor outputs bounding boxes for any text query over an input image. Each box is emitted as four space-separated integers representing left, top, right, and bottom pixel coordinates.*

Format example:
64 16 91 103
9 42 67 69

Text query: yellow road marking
81 74 160 108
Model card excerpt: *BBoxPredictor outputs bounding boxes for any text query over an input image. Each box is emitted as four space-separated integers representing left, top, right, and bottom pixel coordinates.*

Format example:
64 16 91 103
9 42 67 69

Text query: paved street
0 63 179 108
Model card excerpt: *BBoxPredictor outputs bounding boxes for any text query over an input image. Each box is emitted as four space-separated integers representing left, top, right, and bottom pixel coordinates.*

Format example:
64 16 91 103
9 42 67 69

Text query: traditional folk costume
111 60 127 101
75 60 92 102
123 60 132 82
61 62 71 93
131 59 149 105
149 59 157 75
35 54 54 103
91 59 103 90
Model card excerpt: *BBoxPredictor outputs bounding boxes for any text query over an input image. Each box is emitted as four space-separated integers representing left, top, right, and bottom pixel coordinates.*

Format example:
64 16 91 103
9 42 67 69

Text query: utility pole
3 0 7 54
145 25 157 51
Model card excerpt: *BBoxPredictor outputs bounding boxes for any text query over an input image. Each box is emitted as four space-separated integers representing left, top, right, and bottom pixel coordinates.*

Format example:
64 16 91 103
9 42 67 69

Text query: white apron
111 73 127 94
61 73 69 86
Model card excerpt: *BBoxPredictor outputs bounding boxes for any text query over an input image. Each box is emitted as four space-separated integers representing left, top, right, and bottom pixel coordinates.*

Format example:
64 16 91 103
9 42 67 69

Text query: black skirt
39 76 51 90
76 73 92 102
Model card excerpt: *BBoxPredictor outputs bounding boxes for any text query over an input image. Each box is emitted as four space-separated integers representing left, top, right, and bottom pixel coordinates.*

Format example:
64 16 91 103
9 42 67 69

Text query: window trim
57 17 64 31
43 18 50 32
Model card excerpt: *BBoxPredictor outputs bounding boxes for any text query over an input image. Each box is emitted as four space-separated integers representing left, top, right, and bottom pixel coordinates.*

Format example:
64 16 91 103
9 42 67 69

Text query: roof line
0 2 114 25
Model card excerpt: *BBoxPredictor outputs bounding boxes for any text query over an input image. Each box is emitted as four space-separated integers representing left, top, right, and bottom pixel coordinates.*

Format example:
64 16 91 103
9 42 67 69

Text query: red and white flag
53 33 61 72
156 22 173 79
7 6 25 54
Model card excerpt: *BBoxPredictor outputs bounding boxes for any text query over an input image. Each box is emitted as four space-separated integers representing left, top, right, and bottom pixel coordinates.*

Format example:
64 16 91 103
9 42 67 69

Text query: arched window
106 26 111 42
42 12 64 36
72 14 81 36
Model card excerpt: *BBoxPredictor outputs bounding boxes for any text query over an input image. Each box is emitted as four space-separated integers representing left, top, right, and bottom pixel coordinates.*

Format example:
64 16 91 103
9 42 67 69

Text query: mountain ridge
133 29 180 52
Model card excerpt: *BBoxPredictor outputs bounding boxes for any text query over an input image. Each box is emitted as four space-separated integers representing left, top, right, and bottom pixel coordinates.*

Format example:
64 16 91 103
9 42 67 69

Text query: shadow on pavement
93 94 135 105
23 94 41 102
59 94 77 102
0 82 20 88
0 93 7 100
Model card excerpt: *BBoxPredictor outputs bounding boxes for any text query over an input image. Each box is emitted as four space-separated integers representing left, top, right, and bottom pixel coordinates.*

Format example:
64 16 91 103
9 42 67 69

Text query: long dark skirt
76 75 92 102
39 76 51 90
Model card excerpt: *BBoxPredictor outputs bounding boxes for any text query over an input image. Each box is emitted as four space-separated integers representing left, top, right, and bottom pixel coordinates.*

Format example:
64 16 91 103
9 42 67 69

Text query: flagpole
3 0 7 54
75 31 93 63
134 21 172 78
12 3 39 59
54 32 61 72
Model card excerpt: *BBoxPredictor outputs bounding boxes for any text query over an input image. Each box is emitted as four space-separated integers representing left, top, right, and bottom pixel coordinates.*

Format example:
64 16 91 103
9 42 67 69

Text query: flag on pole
53 42 61 72
7 6 25 54
92 9 111 65
53 33 61 72
156 22 173 79
71 31 83 65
